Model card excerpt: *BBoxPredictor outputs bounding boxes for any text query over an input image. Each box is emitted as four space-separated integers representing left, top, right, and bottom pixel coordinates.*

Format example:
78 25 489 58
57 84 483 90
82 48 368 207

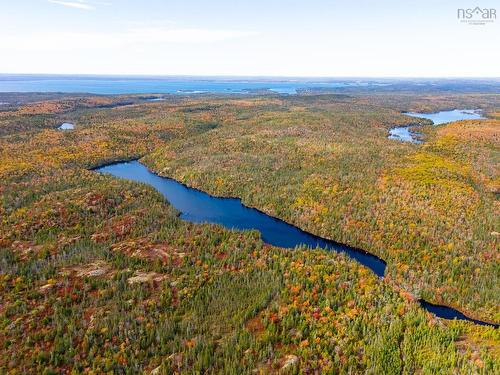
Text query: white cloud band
48 0 95 10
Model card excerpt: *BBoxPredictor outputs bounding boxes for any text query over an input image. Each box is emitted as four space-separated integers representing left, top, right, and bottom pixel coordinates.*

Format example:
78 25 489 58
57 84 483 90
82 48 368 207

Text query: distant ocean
0 74 384 95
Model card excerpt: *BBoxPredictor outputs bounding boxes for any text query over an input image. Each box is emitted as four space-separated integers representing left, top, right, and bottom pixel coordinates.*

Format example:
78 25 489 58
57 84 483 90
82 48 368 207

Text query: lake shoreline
388 109 486 143
93 159 499 328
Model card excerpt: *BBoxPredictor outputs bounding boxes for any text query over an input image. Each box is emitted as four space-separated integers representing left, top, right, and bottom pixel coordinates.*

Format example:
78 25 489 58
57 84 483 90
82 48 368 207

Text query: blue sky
0 0 498 76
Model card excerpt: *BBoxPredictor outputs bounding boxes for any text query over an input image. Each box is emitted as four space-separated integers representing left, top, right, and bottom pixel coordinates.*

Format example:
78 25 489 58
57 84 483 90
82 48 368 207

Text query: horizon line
1 73 500 80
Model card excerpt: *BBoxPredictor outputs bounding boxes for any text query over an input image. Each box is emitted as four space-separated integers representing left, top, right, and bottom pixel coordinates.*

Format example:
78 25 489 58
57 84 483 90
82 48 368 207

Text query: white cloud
0 27 259 51
47 0 95 11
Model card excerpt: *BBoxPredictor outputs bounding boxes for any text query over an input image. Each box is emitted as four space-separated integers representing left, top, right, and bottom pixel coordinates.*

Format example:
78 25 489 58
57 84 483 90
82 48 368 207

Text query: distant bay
0 74 385 95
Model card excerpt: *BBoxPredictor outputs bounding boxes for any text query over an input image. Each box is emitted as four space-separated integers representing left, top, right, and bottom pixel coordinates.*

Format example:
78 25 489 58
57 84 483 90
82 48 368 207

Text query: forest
0 91 498 373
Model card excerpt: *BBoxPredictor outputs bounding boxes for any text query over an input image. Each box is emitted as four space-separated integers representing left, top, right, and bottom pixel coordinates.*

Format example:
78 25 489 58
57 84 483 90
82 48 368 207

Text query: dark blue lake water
0 75 380 95
97 161 385 276
96 161 497 327
418 300 494 326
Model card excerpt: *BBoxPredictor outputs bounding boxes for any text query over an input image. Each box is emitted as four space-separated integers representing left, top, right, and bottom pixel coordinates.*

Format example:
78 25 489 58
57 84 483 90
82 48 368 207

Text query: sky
0 0 498 77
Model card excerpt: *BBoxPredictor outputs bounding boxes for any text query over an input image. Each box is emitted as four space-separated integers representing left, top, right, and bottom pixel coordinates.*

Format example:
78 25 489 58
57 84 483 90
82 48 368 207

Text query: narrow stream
96 161 498 328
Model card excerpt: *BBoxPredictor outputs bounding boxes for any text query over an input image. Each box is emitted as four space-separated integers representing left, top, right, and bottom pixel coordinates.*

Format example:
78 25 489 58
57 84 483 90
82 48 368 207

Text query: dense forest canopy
0 90 499 373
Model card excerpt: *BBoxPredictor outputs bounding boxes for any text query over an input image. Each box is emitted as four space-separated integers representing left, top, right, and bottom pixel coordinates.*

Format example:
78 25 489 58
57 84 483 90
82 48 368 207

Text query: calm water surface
97 161 385 276
58 122 75 130
0 75 382 95
389 109 485 143
96 161 497 327
388 126 422 143
403 109 484 125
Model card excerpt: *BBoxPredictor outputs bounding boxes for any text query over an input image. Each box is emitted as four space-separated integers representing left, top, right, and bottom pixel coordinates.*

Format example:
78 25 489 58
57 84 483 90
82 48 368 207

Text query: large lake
96 161 497 327
0 75 386 95
97 161 386 276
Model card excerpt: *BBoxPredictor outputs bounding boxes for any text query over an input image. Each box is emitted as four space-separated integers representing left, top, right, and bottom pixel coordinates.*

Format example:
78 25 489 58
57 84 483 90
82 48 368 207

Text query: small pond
58 122 75 130
388 126 422 144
